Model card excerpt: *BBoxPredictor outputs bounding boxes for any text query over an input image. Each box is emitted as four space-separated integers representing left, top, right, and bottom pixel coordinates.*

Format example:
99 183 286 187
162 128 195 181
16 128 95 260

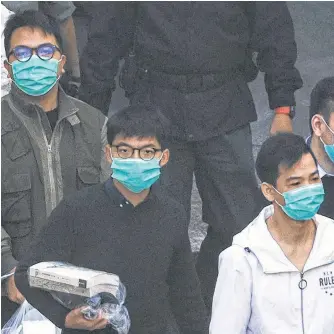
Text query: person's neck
23 85 59 112
267 206 316 246
310 135 334 174
113 179 150 207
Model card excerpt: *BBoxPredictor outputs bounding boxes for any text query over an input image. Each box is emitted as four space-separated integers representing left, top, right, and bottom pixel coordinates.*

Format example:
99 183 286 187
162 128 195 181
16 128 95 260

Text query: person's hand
270 113 293 135
7 268 25 304
65 307 108 331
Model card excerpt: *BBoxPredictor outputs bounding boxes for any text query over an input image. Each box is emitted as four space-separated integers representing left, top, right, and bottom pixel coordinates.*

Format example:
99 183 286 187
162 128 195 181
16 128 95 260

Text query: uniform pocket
77 166 100 188
2 173 32 238
1 121 31 161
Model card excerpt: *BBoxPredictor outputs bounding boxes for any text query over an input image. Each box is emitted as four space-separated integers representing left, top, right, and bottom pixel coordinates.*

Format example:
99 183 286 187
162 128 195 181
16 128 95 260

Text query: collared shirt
15 180 208 334
306 135 334 178
104 177 157 209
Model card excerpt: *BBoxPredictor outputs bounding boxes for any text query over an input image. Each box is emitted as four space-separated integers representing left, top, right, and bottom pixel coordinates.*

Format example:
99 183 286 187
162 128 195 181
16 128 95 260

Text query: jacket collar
233 205 334 274
104 177 158 209
306 135 334 178
8 84 79 122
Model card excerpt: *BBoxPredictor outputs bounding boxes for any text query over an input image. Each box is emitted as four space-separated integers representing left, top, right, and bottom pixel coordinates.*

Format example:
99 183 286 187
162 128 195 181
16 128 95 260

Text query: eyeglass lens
13 44 56 62
116 146 158 160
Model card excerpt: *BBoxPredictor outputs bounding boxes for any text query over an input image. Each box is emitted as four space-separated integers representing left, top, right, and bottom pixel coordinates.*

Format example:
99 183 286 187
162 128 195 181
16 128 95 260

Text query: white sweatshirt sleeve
210 246 253 334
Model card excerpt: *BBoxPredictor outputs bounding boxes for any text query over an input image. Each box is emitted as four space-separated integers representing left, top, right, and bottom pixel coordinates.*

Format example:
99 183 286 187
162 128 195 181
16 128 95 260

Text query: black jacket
15 180 208 334
80 1 302 113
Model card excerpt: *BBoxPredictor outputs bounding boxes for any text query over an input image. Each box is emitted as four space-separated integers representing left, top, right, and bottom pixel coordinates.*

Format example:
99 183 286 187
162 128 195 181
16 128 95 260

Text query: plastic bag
51 288 130 334
1 300 61 334
28 262 130 334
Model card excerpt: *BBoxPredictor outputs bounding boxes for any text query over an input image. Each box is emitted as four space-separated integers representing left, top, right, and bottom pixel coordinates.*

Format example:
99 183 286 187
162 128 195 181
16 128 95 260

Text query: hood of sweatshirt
232 205 334 274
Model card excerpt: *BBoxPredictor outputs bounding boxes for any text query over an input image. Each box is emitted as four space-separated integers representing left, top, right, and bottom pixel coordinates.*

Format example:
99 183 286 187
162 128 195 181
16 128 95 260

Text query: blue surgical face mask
319 117 334 163
270 183 325 221
9 55 61 96
111 157 162 193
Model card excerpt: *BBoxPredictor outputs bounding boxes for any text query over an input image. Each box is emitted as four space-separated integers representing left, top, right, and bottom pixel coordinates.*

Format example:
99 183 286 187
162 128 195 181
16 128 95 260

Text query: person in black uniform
15 105 208 334
307 77 334 219
78 2 303 309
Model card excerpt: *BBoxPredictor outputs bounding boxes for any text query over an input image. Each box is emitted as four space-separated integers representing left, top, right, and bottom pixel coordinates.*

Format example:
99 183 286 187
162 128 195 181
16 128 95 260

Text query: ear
58 55 67 76
159 149 170 167
260 183 276 202
311 114 326 137
105 145 112 164
4 60 13 79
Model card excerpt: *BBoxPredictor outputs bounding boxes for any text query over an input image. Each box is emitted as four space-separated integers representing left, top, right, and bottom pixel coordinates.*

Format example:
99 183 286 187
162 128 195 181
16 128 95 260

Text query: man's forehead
113 135 159 146
278 153 317 179
10 26 58 48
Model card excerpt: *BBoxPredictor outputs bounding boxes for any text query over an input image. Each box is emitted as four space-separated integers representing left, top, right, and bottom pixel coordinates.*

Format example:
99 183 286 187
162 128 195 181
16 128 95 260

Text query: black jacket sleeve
14 200 75 329
78 2 136 113
251 2 303 109
167 211 209 334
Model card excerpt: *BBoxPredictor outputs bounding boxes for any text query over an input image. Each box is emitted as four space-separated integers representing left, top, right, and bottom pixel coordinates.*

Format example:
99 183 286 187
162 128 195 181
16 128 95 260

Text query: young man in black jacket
78 2 303 308
307 77 334 219
14 105 208 334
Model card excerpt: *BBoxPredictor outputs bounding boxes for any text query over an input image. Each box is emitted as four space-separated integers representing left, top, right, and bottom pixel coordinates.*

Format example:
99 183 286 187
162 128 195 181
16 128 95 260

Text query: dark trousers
160 125 265 309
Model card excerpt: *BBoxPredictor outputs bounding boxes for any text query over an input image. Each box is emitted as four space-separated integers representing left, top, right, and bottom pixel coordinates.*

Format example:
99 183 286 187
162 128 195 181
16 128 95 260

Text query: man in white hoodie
210 133 334 334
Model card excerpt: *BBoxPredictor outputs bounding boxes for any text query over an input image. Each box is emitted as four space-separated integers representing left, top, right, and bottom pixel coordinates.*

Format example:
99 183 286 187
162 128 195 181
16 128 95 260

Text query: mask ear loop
157 151 164 162
56 55 65 81
316 115 334 146
262 182 285 207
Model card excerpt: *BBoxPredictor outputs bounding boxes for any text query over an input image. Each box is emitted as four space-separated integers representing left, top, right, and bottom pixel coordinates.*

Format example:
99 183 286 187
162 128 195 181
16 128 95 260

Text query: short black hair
256 133 317 186
107 104 170 146
4 10 63 57
309 77 334 133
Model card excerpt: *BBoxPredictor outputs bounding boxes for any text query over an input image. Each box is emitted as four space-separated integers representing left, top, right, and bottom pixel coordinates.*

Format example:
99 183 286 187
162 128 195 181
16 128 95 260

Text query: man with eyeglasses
78 2 302 309
2 1 81 98
307 77 334 219
1 11 109 326
14 105 208 334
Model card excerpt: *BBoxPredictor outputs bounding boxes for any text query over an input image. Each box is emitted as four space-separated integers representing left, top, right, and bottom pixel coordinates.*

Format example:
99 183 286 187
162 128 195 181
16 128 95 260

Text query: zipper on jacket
37 112 58 216
298 272 307 334
45 140 57 214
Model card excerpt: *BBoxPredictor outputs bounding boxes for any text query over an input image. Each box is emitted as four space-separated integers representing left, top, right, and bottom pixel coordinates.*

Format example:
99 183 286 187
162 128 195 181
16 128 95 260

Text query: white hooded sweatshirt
210 205 334 334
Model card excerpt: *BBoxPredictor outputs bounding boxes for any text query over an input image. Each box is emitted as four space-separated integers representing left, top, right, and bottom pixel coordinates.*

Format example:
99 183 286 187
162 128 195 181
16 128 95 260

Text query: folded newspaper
29 262 120 298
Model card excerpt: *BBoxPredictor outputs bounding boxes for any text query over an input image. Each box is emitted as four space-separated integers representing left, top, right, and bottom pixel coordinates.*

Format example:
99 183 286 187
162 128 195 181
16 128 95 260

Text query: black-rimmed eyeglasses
8 43 61 62
111 145 162 161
